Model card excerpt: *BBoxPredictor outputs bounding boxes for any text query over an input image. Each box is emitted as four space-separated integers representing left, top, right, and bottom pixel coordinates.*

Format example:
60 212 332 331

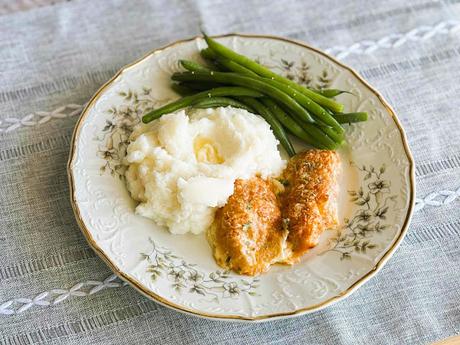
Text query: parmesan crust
208 149 340 275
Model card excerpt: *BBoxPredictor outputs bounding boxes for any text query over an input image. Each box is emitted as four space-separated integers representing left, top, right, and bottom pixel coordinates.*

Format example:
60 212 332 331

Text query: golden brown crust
281 149 340 263
208 177 287 276
208 149 340 275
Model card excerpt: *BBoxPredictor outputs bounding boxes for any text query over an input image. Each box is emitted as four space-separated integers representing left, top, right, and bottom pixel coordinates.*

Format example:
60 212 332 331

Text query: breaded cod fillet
281 149 340 263
207 177 287 276
208 149 340 275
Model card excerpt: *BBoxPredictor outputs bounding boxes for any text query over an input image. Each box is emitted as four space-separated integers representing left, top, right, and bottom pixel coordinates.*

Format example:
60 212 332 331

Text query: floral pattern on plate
68 34 414 321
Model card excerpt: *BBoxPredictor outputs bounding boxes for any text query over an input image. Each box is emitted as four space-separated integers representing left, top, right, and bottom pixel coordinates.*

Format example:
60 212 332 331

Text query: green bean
200 49 258 77
263 102 338 149
238 97 295 157
203 34 344 112
297 121 339 150
259 77 344 134
201 49 344 132
216 58 258 77
332 112 368 124
277 101 342 147
177 81 221 91
200 47 218 60
261 98 319 148
170 83 195 95
179 59 212 73
171 71 315 123
270 101 339 149
192 97 255 112
142 87 265 123
199 49 229 71
200 51 345 134
316 122 345 144
316 89 353 98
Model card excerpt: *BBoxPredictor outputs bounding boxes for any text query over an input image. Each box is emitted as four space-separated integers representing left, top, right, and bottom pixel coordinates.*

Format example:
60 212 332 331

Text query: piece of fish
208 149 340 275
281 149 340 263
207 177 287 276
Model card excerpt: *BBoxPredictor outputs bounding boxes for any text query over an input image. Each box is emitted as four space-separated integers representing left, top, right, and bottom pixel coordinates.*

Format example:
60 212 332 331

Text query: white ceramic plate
68 34 415 321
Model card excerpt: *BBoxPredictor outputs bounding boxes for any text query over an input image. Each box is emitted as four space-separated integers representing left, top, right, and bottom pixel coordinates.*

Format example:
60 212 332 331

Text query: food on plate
142 34 368 154
124 107 286 235
207 177 288 276
122 34 367 274
208 150 340 275
141 86 264 123
280 149 341 264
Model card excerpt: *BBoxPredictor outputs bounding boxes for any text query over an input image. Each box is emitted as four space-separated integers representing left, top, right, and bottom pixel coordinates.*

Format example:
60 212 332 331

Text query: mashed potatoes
124 107 286 234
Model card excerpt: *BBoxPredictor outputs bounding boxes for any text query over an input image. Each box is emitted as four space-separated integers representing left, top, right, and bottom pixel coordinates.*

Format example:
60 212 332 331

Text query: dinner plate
68 34 415 321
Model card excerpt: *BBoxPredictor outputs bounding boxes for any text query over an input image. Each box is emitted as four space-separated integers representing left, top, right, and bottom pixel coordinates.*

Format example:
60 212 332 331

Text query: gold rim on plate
67 33 415 321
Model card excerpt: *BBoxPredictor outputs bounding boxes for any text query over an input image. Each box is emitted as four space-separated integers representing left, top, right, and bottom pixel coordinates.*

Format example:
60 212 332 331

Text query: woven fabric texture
0 0 459 344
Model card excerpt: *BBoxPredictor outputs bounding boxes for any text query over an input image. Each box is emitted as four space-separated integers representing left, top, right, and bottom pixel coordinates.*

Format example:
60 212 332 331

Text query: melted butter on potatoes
124 107 286 235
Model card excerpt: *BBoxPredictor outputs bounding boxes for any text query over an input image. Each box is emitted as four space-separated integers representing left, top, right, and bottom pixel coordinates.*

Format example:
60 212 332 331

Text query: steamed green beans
297 121 339 150
140 35 369 151
316 89 352 98
203 34 344 113
170 83 195 95
199 49 346 141
171 71 315 123
258 77 344 133
177 81 221 91
200 48 258 77
142 86 264 123
332 112 368 124
316 122 345 144
199 49 344 133
238 97 296 157
192 96 254 112
200 47 217 60
179 59 212 73
261 98 318 148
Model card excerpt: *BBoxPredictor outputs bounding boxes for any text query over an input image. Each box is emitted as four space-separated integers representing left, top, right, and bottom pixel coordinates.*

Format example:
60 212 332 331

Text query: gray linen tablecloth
1 0 460 344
